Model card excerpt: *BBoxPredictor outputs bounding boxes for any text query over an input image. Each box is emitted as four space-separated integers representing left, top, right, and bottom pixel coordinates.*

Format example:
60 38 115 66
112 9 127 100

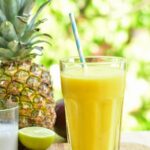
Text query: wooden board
121 143 150 150
19 143 150 150
48 144 70 150
48 143 150 150
19 132 150 150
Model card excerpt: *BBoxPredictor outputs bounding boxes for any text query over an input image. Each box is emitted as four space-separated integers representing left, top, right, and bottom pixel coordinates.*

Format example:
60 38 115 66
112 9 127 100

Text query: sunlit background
34 0 150 131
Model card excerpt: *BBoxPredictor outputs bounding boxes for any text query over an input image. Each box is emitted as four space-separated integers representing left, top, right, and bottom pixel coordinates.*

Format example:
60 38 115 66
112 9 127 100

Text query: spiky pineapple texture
0 0 56 129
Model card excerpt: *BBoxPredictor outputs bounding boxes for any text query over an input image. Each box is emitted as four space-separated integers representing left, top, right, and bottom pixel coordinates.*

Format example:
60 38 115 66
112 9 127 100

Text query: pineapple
0 0 56 129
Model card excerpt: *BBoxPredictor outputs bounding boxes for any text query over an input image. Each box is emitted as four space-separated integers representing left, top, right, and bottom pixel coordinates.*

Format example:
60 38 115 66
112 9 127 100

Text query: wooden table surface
19 132 150 150
48 132 150 150
48 143 150 150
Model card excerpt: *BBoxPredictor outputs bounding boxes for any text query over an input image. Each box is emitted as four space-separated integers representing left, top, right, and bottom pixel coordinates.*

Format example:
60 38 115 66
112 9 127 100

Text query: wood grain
19 143 150 150
48 144 70 150
47 143 150 150
121 143 150 150
19 132 150 150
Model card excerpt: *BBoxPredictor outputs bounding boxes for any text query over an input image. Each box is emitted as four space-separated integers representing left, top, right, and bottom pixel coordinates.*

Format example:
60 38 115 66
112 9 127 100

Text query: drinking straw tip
69 13 85 63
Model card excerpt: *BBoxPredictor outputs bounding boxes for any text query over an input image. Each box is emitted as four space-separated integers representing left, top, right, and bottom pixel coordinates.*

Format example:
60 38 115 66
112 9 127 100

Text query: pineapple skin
0 61 56 129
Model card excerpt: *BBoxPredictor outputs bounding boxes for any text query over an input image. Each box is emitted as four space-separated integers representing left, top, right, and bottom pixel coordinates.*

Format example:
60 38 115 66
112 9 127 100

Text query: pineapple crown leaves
25 0 51 31
0 0 35 27
0 99 6 109
0 0 52 61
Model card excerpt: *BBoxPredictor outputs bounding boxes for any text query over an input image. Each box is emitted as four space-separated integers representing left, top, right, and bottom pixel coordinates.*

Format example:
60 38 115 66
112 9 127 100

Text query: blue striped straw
69 13 86 63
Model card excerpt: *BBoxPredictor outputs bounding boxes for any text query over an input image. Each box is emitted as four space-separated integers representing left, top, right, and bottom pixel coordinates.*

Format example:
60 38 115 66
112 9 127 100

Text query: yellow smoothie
61 65 125 150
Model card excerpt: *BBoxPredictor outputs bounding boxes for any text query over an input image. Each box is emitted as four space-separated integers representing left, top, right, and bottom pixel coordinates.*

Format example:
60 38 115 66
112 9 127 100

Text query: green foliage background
35 0 150 131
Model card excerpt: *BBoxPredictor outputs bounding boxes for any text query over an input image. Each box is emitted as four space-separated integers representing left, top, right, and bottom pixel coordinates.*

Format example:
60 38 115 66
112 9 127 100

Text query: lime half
19 127 55 150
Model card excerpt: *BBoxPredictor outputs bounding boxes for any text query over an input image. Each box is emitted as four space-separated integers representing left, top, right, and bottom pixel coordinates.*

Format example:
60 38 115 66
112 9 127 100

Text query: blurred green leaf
34 0 150 131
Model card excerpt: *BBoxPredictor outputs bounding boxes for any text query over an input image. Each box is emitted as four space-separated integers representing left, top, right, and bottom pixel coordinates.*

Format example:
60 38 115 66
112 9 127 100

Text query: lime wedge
19 127 55 150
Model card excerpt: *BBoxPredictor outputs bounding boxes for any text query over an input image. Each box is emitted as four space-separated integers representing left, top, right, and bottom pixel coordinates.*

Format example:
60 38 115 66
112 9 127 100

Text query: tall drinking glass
0 103 18 150
60 56 126 150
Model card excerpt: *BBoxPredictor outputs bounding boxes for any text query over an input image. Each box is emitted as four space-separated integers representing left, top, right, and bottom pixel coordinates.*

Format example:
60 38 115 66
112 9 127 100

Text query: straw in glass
69 13 85 64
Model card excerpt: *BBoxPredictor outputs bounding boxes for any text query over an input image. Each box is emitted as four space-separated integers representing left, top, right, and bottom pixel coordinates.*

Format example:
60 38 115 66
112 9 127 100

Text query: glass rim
60 56 126 64
0 105 18 112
